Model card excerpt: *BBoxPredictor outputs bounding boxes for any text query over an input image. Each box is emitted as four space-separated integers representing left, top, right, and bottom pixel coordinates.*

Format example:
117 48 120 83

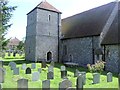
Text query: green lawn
1 56 119 89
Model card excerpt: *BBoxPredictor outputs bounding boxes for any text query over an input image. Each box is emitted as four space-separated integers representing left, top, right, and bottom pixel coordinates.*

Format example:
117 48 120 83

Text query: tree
17 41 24 51
0 0 17 54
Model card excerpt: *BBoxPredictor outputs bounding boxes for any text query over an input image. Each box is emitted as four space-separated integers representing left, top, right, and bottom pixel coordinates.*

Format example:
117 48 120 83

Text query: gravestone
93 73 100 84
0 68 4 83
50 61 54 67
31 63 36 69
38 68 42 73
22 63 27 70
0 60 3 68
13 67 19 75
32 72 40 81
76 74 83 90
8 62 16 70
17 79 28 89
59 79 72 90
47 71 54 79
42 80 50 90
79 72 86 85
13 52 16 57
41 61 46 68
61 71 67 79
48 66 53 72
61 66 66 71
74 69 79 77
25 67 31 74
8 52 11 57
107 72 112 82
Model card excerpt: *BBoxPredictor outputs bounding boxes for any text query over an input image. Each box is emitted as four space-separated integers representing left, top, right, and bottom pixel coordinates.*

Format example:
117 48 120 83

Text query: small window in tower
48 14 51 21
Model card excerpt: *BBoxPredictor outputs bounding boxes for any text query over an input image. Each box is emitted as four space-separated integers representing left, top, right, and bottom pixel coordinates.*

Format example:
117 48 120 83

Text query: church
25 1 120 73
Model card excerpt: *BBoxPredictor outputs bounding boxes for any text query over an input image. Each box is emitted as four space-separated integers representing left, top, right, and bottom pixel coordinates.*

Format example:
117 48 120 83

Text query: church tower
25 1 61 62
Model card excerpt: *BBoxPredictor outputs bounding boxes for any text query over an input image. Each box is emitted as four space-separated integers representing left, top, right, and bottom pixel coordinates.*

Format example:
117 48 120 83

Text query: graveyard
0 54 118 89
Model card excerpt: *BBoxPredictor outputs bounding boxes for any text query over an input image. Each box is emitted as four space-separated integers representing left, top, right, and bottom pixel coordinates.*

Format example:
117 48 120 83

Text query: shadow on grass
3 59 31 66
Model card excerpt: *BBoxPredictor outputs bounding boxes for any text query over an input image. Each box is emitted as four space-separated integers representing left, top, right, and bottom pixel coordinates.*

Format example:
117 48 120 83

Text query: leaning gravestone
13 67 19 75
31 63 36 69
107 72 112 82
59 79 72 90
76 74 83 90
17 79 28 89
42 80 50 90
41 61 46 68
38 68 42 73
8 62 16 70
25 67 31 74
50 61 54 67
0 60 3 68
22 63 27 70
47 71 54 79
48 66 54 72
93 73 100 84
32 72 40 81
0 68 4 83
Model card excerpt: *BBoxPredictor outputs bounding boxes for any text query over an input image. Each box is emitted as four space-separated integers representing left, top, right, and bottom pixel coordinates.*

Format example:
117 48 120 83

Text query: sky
6 0 117 40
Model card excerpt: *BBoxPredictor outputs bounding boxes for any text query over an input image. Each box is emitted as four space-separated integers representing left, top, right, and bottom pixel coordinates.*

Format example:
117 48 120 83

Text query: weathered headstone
13 67 19 75
25 67 31 74
79 72 86 85
48 66 53 72
0 68 4 83
8 62 16 70
74 69 79 77
61 66 66 71
50 61 54 67
47 71 54 79
31 63 36 69
76 74 83 90
22 63 27 70
32 72 40 81
38 68 42 73
42 80 50 90
61 71 67 79
93 73 100 84
0 60 3 68
8 52 11 57
17 79 28 89
107 72 112 82
59 79 72 90
41 61 46 68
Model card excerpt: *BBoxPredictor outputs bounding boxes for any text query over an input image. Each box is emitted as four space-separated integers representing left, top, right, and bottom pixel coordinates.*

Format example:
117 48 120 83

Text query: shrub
87 60 105 73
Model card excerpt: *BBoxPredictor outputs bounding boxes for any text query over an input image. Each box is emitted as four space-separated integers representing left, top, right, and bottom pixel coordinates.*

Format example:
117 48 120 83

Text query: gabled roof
101 11 120 45
8 37 20 46
61 2 116 39
27 1 61 15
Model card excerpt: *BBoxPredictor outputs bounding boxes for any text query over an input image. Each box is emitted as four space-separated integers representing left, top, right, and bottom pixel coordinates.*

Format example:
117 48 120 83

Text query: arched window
47 51 52 61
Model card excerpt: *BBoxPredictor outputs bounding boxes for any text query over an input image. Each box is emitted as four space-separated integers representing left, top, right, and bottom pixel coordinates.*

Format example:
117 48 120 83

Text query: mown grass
1 56 119 89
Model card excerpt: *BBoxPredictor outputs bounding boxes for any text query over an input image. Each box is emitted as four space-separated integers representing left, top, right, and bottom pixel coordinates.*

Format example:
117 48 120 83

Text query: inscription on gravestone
93 73 100 84
107 72 112 82
13 67 19 75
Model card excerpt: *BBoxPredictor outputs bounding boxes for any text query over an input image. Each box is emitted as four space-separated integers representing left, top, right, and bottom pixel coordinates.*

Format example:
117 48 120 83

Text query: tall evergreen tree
0 0 17 55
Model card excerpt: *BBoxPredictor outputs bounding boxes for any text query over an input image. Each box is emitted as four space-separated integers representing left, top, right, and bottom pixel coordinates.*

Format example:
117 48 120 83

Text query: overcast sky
6 0 117 40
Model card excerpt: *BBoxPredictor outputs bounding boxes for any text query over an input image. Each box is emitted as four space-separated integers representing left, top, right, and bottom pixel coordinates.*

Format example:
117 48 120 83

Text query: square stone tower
25 1 61 62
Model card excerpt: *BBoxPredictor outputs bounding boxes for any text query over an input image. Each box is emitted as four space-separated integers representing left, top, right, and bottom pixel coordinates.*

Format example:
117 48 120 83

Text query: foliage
0 0 17 51
17 41 24 51
87 60 105 73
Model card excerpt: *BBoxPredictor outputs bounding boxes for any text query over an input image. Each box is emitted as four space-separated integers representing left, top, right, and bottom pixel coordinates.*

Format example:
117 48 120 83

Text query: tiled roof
8 37 20 46
61 2 117 39
36 1 61 13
